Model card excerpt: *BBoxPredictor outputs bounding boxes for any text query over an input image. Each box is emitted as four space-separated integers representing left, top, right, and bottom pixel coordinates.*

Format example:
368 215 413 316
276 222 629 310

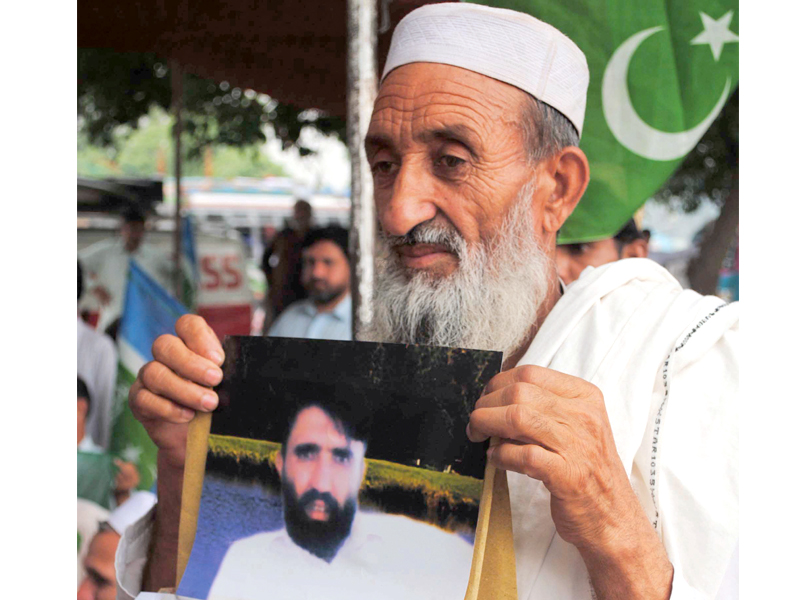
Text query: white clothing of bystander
80 238 173 334
78 317 118 449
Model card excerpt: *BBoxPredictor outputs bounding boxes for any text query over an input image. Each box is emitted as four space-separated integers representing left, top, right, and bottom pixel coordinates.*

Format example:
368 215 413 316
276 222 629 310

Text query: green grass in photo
206 434 482 533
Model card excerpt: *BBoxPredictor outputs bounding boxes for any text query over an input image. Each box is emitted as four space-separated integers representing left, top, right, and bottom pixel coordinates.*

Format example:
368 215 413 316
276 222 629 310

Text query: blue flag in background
109 260 188 491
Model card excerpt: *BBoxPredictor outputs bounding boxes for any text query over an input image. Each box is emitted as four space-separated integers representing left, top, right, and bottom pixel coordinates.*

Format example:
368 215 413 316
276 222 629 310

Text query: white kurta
78 317 118 450
205 511 473 600
509 258 738 599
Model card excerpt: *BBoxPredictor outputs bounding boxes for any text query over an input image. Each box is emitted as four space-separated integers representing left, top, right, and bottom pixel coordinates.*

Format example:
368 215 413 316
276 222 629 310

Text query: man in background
77 262 117 450
77 491 156 600
267 225 352 341
79 205 173 335
77 498 109 589
78 377 139 509
262 199 314 328
556 218 650 284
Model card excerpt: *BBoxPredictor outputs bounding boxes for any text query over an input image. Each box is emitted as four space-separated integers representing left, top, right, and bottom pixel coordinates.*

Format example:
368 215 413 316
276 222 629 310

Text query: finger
483 364 589 398
475 381 553 410
175 315 225 366
468 404 562 451
486 441 563 486
130 385 196 424
151 334 223 390
139 361 219 412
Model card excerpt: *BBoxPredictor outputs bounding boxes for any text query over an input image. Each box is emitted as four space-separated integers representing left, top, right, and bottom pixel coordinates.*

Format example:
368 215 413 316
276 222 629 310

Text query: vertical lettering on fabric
649 304 727 534
589 580 598 600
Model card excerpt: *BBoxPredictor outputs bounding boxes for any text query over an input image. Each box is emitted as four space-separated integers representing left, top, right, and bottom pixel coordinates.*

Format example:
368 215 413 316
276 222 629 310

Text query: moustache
381 220 464 256
298 489 339 515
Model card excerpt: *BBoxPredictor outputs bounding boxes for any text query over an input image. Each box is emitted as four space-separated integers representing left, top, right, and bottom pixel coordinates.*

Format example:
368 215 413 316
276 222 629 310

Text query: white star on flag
121 444 143 464
691 11 739 61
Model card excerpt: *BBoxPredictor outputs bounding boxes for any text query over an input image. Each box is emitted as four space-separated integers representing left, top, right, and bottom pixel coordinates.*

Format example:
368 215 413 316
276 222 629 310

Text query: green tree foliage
78 49 345 160
654 88 738 213
653 88 738 294
78 108 288 179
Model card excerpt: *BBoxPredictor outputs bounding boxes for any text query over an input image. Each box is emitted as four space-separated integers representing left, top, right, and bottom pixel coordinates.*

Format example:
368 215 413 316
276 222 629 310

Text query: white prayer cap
382 3 590 136
105 491 157 536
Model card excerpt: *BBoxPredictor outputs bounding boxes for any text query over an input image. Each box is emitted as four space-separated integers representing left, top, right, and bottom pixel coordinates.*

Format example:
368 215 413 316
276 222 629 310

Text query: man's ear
621 239 649 259
539 146 590 236
274 450 284 479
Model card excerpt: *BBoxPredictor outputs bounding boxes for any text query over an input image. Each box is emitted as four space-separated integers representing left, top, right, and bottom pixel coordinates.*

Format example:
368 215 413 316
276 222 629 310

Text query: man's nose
76 578 95 600
309 457 334 493
311 263 328 280
377 161 438 237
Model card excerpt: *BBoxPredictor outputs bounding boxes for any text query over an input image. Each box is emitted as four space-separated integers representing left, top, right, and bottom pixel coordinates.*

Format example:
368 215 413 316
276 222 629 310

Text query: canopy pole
346 0 378 339
171 60 184 299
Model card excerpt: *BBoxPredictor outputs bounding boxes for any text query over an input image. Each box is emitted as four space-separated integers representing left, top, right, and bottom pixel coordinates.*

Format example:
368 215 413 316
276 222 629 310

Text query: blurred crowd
76 200 354 597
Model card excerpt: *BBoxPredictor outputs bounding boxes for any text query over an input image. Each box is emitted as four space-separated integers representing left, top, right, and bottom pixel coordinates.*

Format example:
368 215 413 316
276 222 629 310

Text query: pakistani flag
470 0 739 242
110 260 188 491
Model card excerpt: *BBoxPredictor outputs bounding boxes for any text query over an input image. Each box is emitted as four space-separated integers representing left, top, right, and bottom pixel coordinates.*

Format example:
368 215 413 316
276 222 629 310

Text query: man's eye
332 450 352 464
565 243 589 256
436 155 466 169
371 161 396 175
295 446 318 460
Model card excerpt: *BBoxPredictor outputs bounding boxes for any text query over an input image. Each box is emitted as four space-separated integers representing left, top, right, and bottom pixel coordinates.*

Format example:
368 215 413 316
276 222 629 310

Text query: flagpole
346 0 378 339
171 60 184 299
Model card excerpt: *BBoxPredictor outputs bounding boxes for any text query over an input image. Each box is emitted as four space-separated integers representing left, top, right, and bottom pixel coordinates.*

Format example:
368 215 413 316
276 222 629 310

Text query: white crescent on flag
602 26 731 162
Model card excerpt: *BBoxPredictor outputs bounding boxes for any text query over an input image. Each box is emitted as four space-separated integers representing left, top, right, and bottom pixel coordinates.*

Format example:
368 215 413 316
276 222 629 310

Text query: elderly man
121 4 737 600
206 400 472 600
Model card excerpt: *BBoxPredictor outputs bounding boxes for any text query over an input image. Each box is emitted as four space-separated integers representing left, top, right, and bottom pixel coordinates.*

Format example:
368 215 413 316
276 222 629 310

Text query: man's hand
128 315 225 471
467 365 673 600
113 459 140 505
127 314 224 591
91 285 113 306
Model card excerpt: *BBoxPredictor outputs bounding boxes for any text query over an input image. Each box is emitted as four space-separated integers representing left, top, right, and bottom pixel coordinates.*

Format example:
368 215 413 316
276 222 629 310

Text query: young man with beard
121 4 737 600
267 226 353 341
207 401 472 600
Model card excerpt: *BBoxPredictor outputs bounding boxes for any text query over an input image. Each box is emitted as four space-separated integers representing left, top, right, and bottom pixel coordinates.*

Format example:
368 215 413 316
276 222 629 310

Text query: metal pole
346 0 378 339
171 60 184 299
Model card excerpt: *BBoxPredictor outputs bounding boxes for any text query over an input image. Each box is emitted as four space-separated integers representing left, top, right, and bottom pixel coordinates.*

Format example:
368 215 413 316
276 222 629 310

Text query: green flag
469 0 739 242
110 260 188 491
77 450 116 509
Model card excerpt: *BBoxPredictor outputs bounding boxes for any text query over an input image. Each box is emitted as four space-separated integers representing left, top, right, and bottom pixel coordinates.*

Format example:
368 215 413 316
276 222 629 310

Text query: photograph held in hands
177 336 502 600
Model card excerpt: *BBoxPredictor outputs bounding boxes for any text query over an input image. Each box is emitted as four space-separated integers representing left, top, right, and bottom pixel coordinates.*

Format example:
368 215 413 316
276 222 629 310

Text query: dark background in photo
212 337 502 479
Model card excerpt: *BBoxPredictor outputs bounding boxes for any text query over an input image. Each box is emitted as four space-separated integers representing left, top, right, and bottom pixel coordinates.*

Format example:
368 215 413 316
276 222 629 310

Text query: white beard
360 180 554 357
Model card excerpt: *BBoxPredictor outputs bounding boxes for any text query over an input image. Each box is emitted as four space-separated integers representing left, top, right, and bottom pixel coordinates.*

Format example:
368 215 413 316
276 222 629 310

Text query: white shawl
510 258 738 600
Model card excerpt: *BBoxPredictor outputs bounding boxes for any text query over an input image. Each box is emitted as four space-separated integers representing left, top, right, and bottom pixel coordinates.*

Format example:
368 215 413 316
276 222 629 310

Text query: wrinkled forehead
368 63 529 144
